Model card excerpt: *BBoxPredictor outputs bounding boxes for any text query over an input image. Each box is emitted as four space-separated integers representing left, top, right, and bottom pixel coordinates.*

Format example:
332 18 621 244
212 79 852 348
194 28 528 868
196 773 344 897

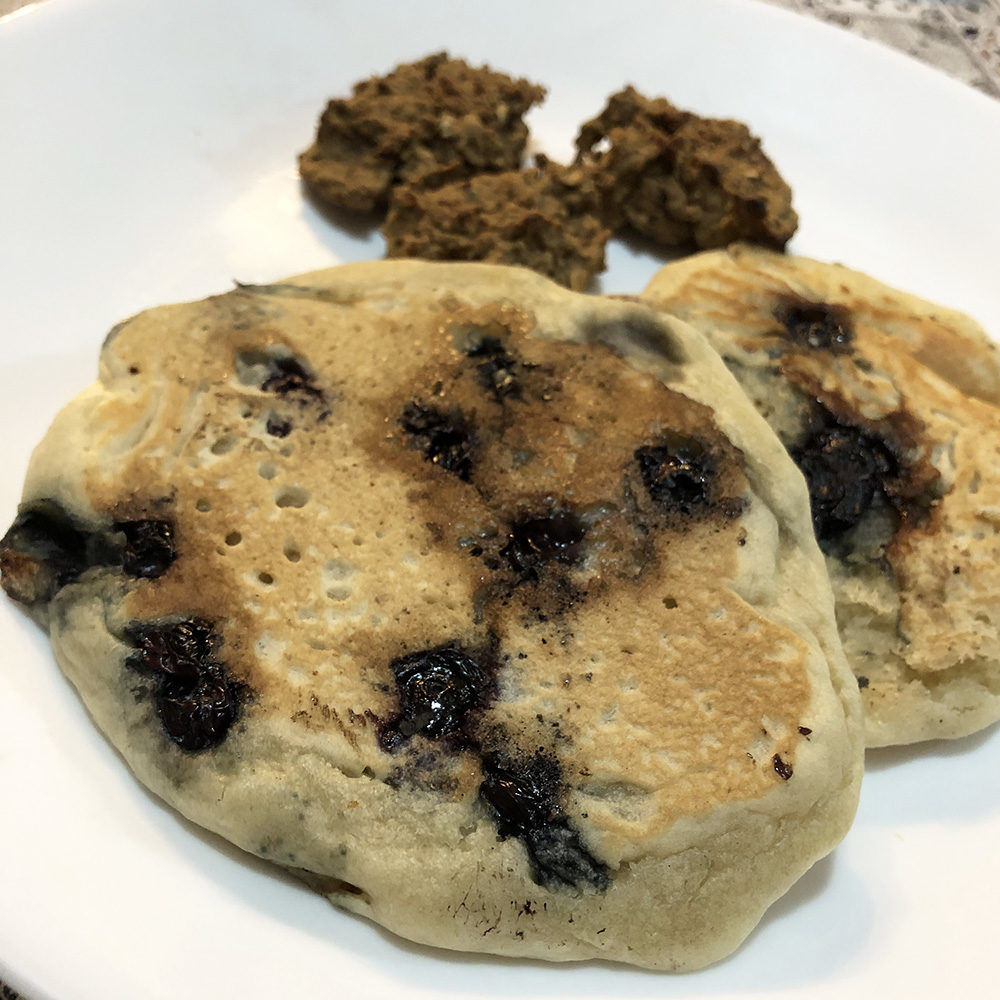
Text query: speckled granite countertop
0 1 998 997
2 0 999 93
765 0 1000 96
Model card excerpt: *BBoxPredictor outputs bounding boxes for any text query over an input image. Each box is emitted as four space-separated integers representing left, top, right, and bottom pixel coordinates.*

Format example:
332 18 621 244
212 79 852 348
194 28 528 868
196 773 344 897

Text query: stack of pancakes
2 252 996 969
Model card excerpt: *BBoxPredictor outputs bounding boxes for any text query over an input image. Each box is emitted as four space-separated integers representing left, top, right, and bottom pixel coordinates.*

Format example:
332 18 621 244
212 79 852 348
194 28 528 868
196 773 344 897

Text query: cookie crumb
576 86 797 250
383 158 610 291
300 53 545 213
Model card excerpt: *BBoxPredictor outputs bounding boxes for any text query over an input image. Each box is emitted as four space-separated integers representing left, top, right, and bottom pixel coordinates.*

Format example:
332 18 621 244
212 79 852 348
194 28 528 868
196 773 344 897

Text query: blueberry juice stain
479 750 609 889
377 641 608 890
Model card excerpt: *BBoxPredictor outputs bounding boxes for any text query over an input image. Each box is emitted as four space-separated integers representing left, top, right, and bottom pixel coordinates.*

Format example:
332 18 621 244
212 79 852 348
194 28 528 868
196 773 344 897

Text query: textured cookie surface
0 262 860 970
643 244 1000 747
382 159 610 291
575 87 798 251
299 53 545 213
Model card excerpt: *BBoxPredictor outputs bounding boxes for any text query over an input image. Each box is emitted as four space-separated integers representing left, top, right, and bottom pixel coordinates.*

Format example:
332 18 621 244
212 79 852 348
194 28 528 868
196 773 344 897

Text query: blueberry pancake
0 262 861 970
643 244 1000 747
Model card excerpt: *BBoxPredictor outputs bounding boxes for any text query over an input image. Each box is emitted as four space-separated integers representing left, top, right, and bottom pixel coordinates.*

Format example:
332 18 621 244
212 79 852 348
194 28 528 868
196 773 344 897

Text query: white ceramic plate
2 1 999 997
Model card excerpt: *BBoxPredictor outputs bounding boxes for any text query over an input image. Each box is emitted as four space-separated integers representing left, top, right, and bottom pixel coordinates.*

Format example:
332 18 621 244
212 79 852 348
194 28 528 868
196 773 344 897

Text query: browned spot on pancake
366 302 751 625
843 298 1000 406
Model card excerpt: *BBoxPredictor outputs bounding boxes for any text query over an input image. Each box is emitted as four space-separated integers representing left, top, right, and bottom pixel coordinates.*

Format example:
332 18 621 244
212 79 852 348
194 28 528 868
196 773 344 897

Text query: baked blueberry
793 423 897 541
115 519 176 579
636 437 716 515
387 645 489 742
400 402 476 481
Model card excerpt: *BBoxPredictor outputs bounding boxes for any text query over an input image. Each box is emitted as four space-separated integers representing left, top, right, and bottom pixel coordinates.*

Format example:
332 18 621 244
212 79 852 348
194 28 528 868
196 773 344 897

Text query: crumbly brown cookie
643 244 1000 746
382 158 611 291
1 262 861 970
576 87 797 250
299 53 545 213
